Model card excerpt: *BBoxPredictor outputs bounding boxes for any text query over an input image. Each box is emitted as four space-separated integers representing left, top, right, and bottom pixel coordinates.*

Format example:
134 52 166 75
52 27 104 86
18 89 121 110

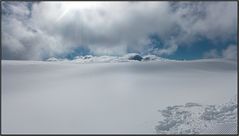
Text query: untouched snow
2 59 237 134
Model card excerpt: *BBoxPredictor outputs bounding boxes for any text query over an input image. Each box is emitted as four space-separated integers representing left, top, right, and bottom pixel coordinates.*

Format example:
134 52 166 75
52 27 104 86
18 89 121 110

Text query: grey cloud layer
2 1 237 60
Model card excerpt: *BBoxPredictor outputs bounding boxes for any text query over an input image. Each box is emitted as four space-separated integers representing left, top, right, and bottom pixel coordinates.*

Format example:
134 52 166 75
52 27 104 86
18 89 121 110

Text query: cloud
203 45 237 60
171 2 237 42
1 1 237 60
203 49 220 59
222 45 237 60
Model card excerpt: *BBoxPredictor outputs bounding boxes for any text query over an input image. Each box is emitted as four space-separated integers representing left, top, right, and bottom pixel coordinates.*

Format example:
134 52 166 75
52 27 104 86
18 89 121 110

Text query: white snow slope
2 59 237 134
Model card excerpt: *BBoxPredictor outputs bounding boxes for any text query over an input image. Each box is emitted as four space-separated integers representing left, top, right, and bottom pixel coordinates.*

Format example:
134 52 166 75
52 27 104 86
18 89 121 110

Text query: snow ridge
47 54 169 63
155 100 237 134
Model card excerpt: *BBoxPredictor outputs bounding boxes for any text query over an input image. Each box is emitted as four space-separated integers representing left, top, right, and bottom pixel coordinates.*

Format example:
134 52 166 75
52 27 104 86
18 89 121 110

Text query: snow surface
155 99 237 134
2 58 237 134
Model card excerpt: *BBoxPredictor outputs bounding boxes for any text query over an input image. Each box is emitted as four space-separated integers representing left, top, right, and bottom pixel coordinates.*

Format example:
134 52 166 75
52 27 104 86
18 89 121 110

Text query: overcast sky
1 1 237 60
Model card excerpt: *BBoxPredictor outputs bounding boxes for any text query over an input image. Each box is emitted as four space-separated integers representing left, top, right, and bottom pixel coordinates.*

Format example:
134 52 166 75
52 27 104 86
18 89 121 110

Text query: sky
1 1 237 60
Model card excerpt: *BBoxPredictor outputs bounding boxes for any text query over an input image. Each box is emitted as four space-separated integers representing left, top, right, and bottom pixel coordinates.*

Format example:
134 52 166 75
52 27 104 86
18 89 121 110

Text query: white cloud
203 49 220 59
203 45 237 60
222 45 237 60
2 1 237 60
173 2 237 43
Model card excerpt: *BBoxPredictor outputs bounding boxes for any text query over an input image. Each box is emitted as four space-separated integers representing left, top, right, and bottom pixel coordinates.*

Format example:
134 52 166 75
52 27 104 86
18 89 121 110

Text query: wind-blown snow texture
2 58 237 134
156 99 237 134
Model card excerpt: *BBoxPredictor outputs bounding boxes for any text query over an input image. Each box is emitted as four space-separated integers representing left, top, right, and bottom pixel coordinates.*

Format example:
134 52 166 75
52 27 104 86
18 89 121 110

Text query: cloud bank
203 45 237 60
2 1 237 60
